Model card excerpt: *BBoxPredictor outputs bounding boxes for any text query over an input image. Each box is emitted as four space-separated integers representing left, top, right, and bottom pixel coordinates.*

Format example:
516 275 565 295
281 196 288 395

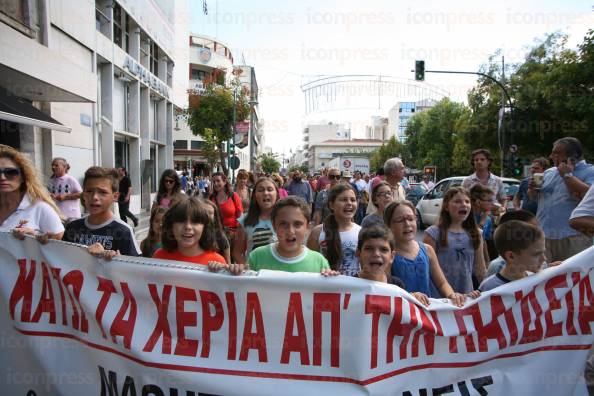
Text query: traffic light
415 60 425 81
512 155 522 177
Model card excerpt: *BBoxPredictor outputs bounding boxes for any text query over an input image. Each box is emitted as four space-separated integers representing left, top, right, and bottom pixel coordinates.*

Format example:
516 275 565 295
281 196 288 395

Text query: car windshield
408 184 427 195
503 181 519 196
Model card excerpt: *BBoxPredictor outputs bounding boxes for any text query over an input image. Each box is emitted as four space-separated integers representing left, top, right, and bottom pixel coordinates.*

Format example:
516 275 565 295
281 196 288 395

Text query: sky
188 0 593 157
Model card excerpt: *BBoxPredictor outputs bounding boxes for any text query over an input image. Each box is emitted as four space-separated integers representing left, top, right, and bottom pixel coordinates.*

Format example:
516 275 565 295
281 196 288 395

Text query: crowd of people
1 136 594 304
2 136 594 388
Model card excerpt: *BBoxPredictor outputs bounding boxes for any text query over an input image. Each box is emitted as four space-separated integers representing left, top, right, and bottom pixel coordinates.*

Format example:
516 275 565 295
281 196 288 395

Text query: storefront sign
123 56 169 98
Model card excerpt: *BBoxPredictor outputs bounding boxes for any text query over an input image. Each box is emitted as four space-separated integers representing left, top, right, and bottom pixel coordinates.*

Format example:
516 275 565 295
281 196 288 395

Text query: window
95 6 110 36
150 42 159 75
113 4 123 48
124 14 131 53
1 0 38 36
191 140 205 150
191 69 206 81
430 181 449 199
173 140 187 149
114 140 129 169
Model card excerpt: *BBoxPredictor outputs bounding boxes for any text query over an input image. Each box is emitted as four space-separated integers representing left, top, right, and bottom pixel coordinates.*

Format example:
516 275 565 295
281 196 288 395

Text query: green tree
404 98 471 178
259 152 281 174
464 29 594 170
370 136 410 172
187 79 250 175
200 128 221 171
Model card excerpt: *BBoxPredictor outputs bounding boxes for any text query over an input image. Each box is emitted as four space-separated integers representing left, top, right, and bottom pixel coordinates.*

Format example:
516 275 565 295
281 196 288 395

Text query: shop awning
0 89 71 133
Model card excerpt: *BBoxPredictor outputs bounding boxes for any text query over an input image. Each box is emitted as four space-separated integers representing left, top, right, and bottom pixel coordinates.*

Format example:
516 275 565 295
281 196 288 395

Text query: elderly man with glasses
366 157 407 215
312 167 341 226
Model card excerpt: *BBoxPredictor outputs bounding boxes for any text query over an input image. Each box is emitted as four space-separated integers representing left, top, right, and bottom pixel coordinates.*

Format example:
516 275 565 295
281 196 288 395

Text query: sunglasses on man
0 167 20 180
328 174 340 180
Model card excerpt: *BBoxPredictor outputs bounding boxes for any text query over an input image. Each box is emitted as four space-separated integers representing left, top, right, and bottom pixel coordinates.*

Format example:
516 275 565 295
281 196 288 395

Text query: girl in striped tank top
307 184 361 276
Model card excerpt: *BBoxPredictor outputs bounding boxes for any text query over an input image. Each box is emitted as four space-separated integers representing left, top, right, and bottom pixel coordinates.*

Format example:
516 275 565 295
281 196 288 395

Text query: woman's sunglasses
0 167 21 180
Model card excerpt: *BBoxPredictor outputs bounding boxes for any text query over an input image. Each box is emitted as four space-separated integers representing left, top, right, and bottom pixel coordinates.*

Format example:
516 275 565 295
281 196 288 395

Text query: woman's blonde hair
0 145 63 218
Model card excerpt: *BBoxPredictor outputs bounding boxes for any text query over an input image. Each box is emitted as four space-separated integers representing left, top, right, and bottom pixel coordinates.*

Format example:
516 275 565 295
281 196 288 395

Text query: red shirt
211 192 243 228
153 248 226 266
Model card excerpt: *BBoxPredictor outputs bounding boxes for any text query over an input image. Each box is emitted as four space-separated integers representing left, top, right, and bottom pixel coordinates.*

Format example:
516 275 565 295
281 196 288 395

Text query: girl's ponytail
323 213 342 270
322 183 356 270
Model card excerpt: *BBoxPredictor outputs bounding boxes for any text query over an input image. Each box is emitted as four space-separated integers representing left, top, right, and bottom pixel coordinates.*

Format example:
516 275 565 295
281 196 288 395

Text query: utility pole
499 56 505 177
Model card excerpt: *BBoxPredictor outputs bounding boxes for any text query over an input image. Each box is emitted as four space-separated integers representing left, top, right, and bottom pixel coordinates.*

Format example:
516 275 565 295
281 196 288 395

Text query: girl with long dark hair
154 169 183 209
209 172 243 244
232 177 279 264
307 183 361 276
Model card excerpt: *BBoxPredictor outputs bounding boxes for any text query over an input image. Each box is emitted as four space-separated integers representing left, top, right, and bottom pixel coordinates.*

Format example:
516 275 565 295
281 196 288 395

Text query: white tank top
319 223 361 276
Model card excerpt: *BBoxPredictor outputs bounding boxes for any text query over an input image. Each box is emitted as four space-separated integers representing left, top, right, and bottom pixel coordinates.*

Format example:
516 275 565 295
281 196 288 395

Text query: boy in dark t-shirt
63 167 140 257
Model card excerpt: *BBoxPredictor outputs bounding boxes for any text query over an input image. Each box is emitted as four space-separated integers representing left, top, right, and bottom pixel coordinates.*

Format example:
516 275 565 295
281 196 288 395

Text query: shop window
173 140 187 149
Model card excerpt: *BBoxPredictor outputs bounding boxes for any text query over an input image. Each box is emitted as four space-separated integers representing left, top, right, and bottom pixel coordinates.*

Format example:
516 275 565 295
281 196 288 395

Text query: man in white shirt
420 174 435 190
570 183 594 237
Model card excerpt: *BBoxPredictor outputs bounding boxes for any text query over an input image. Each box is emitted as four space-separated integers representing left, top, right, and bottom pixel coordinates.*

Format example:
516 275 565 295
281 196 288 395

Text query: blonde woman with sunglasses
0 145 64 239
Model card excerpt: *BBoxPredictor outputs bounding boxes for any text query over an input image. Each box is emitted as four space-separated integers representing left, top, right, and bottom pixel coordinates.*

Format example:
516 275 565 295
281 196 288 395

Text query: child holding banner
307 184 361 276
423 187 486 298
479 220 546 292
63 166 140 257
209 196 331 274
153 197 226 266
353 225 448 307
385 201 475 307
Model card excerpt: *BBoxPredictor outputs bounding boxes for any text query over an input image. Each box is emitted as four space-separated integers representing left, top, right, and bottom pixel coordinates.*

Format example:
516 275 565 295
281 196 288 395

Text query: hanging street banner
234 121 250 149
0 232 593 395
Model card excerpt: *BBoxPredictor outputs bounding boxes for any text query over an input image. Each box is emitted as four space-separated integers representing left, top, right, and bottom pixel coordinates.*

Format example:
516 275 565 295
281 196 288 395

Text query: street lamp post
228 87 237 184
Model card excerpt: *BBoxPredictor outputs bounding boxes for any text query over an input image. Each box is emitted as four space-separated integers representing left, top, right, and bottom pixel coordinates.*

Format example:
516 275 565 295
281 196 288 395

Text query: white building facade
173 35 261 177
0 0 188 213
173 33 234 175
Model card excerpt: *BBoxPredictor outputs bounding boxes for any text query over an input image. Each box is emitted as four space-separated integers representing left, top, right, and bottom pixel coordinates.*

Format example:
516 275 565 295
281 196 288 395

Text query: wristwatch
563 172 574 179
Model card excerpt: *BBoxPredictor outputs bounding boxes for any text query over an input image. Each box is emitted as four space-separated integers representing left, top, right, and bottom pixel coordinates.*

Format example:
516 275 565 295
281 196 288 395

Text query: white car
415 176 520 229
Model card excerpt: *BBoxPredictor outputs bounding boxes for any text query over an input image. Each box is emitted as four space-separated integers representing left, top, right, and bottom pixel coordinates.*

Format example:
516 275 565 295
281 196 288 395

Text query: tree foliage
200 128 220 171
259 152 281 174
404 99 471 178
370 136 409 172
187 79 250 175
402 29 594 179
289 164 309 175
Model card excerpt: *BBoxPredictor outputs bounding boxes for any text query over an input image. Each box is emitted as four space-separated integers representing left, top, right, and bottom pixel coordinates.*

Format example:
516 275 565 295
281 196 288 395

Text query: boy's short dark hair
161 197 216 252
83 166 119 192
357 225 395 250
469 184 494 201
494 220 544 256
499 209 536 225
271 196 311 223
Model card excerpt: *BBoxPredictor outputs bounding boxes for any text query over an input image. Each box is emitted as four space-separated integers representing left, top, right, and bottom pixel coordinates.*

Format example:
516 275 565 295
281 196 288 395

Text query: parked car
405 183 428 207
416 176 520 229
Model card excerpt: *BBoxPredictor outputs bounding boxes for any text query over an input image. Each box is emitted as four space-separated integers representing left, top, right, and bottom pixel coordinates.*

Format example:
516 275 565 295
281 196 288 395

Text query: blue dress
391 242 431 295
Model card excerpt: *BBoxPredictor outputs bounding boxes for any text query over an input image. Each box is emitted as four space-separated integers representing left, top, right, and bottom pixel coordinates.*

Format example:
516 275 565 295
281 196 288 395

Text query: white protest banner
1 232 593 395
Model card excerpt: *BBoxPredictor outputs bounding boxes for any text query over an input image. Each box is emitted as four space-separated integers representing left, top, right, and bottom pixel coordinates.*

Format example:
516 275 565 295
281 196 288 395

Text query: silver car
415 176 520 229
